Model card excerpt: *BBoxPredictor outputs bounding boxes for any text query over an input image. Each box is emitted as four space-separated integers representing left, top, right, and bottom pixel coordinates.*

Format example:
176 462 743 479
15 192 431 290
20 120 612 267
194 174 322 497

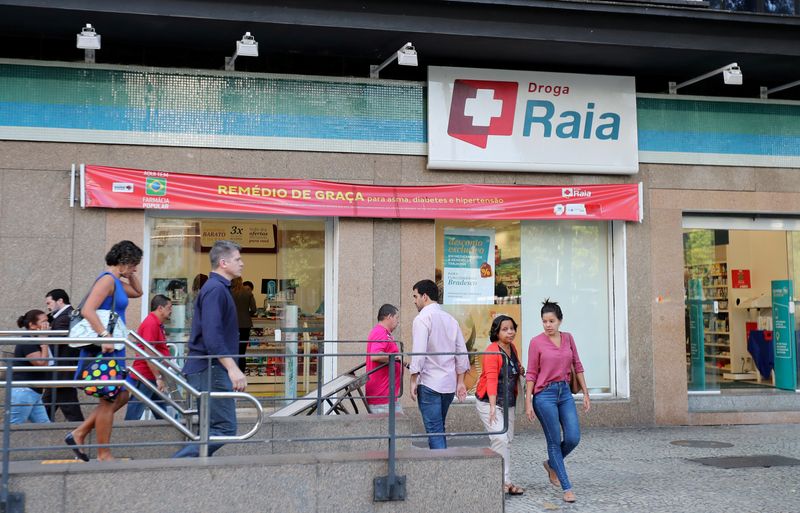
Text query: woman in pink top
524 299 590 503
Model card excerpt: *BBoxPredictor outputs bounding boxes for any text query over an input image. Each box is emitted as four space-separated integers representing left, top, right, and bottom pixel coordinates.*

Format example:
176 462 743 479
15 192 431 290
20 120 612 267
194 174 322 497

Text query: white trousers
475 400 515 484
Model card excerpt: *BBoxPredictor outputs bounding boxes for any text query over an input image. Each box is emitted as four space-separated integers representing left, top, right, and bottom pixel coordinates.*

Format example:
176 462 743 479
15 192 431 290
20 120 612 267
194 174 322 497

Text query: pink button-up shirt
525 331 584 396
410 303 471 394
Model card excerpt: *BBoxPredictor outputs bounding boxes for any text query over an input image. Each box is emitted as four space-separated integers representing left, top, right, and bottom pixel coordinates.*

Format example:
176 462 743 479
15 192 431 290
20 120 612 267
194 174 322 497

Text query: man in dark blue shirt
174 240 246 457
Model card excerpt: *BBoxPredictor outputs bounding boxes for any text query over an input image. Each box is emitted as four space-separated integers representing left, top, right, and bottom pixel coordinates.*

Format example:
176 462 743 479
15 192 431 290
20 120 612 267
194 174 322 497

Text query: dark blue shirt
183 272 239 376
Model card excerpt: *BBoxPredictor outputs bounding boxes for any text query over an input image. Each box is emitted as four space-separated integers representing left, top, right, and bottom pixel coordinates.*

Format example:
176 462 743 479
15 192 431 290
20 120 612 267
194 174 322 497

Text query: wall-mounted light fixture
225 32 259 71
669 63 742 94
76 23 100 63
370 42 418 79
760 79 800 99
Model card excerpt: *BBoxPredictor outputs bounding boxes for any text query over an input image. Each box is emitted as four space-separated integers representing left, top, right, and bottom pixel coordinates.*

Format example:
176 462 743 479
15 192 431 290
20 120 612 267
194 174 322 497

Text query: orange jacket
475 342 520 401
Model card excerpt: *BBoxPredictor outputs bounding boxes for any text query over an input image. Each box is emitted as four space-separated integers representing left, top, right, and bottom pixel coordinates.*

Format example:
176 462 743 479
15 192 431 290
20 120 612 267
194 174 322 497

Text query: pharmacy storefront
80 163 642 400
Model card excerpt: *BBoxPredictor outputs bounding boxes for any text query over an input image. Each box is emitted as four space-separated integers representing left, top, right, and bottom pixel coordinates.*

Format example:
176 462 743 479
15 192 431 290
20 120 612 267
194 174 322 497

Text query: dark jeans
124 378 168 420
41 386 84 422
417 384 454 449
533 381 581 491
173 364 237 458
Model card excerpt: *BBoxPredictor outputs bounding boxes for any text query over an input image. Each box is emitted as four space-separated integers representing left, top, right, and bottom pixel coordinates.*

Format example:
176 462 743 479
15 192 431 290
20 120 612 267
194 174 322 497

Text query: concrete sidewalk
498 423 800 513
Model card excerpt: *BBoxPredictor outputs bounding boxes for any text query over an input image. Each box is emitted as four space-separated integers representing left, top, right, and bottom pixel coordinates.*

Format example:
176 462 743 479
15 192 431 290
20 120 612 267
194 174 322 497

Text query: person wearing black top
11 310 52 424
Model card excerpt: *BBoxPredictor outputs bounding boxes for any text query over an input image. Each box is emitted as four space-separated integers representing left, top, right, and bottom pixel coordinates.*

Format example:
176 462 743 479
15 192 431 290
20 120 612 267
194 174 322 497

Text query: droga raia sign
427 66 638 174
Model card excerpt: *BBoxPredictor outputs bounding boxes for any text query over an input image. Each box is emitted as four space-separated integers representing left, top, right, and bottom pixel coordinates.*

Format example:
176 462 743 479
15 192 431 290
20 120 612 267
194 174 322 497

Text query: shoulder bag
68 277 125 348
568 335 582 394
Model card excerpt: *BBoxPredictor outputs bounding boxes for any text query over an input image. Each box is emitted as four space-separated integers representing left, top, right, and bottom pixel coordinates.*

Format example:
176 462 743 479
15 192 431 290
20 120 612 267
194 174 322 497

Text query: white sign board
427 66 638 174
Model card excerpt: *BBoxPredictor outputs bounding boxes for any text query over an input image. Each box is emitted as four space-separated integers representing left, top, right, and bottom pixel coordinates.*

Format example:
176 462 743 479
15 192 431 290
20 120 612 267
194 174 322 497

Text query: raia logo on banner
146 177 167 196
446 79 621 149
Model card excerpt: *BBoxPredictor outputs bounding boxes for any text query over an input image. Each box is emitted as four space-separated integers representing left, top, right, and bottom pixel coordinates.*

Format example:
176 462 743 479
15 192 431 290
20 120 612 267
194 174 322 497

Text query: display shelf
705 331 729 335
244 314 324 396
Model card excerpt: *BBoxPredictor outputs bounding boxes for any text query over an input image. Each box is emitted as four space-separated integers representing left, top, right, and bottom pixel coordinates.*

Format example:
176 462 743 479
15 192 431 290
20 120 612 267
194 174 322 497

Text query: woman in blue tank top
66 240 143 462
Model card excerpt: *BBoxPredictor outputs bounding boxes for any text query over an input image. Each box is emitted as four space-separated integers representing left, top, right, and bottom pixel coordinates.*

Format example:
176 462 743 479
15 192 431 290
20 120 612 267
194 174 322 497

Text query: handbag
568 335 582 394
569 365 581 394
69 277 123 348
78 354 127 400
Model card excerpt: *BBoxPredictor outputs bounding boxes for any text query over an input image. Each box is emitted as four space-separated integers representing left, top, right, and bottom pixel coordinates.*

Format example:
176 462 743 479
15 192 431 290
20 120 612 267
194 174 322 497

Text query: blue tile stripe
0 101 425 143
0 62 799 164
638 130 800 156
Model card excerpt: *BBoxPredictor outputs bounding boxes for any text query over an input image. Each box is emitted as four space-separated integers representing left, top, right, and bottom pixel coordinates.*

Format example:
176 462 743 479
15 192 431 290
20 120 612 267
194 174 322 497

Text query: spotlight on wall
225 32 259 71
760 79 800 99
370 42 418 79
669 63 742 94
76 23 101 63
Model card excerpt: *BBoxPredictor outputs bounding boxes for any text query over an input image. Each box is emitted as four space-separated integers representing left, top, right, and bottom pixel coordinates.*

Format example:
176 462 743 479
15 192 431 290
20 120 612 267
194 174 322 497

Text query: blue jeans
124 378 167 420
10 388 51 424
533 381 580 491
173 364 237 458
417 384 454 449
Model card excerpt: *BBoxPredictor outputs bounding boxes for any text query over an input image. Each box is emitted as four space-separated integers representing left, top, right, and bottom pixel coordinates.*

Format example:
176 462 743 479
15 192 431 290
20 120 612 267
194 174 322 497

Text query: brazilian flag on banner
146 177 167 196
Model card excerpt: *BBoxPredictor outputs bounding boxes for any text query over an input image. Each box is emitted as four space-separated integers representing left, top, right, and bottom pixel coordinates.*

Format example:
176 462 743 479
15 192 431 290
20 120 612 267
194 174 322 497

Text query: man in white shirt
409 279 470 449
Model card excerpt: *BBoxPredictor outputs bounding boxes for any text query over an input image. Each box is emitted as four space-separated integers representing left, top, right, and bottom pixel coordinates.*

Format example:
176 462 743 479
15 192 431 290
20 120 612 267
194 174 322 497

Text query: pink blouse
525 331 584 395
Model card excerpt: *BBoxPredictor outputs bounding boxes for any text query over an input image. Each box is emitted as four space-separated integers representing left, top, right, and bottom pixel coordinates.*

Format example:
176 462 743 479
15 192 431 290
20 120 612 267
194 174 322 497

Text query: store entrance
147 215 328 398
683 218 800 392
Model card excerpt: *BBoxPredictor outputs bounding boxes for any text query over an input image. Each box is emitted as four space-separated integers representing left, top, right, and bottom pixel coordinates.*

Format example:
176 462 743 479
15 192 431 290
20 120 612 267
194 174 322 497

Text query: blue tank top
97 272 129 324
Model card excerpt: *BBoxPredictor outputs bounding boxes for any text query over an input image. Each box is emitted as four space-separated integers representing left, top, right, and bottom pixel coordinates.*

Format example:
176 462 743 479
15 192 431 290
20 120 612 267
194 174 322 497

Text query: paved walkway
499 423 800 513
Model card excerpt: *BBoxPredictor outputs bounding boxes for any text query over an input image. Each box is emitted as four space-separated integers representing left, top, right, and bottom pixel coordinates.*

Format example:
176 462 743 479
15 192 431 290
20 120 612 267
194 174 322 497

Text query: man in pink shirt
365 304 403 414
409 279 470 449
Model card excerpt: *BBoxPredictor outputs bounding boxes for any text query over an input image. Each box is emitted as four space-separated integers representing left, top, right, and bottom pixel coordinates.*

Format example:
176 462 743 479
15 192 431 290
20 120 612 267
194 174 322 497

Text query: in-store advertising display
443 228 496 305
428 66 638 174
771 280 797 391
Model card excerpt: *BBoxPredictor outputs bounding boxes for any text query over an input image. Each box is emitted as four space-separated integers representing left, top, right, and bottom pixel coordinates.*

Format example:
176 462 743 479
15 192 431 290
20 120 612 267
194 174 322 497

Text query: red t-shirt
365 324 402 405
132 312 170 382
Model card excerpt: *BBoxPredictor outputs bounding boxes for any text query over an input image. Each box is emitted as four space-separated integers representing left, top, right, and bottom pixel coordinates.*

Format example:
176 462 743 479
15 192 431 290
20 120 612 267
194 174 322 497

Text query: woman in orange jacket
475 314 524 496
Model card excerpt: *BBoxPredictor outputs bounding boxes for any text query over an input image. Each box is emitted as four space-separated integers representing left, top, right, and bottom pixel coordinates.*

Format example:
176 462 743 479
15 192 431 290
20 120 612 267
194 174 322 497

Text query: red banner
83 165 642 221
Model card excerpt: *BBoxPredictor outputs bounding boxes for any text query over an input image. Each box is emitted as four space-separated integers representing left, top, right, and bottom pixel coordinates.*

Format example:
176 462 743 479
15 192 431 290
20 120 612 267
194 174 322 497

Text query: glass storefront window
147 216 327 398
683 218 800 392
435 219 619 396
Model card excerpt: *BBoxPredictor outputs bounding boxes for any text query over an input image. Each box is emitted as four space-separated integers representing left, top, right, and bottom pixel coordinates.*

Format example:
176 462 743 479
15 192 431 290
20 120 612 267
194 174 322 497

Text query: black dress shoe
65 433 89 462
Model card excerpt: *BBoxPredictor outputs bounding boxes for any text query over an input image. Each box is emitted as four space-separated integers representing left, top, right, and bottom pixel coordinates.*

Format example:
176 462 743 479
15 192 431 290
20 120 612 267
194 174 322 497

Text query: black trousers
238 327 251 373
41 386 85 422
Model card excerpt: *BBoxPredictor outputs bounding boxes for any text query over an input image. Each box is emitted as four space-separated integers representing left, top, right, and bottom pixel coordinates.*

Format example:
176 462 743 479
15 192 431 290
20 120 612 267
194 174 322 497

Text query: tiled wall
2 61 800 168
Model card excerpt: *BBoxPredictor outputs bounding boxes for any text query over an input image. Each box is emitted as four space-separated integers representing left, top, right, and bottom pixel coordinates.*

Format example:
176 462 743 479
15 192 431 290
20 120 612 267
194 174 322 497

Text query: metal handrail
1 336 516 505
0 331 264 444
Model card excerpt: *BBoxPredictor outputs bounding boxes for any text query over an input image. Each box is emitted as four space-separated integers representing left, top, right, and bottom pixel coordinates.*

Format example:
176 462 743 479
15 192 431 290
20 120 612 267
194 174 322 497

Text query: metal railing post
373 353 405 501
2 362 13 504
199 391 211 458
316 346 322 415
2 362 24 512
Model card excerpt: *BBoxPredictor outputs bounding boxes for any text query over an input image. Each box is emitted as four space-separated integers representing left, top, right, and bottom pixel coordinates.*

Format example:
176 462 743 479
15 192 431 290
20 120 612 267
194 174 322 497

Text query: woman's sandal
65 433 89 462
563 490 577 503
543 461 559 487
504 484 525 496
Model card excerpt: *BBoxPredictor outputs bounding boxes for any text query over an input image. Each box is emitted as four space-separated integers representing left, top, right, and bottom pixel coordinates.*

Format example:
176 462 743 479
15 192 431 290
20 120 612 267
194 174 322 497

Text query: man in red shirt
125 294 173 420
365 304 404 414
